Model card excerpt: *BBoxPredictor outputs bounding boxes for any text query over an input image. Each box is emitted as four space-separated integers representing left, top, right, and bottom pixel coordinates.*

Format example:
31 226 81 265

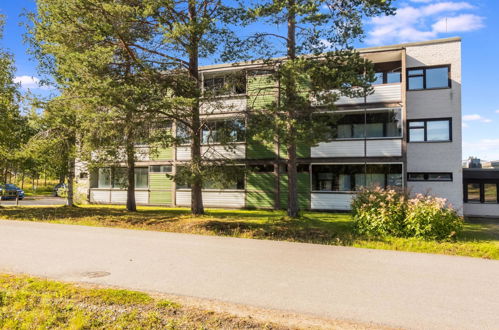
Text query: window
331 109 402 140
408 173 453 182
311 164 402 192
249 164 274 173
465 182 499 204
407 66 450 90
201 119 245 144
203 73 246 95
98 168 111 188
135 168 149 189
97 168 148 189
372 62 402 85
408 119 451 142
484 184 498 204
150 165 172 173
176 166 245 190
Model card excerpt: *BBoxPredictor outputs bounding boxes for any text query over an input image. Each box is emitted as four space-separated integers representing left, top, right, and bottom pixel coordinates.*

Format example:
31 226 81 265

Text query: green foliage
405 195 464 240
352 188 464 240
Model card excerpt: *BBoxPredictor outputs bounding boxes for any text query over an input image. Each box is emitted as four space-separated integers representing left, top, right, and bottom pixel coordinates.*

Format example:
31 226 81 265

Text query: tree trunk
66 156 75 207
125 140 137 212
188 0 204 215
285 0 299 218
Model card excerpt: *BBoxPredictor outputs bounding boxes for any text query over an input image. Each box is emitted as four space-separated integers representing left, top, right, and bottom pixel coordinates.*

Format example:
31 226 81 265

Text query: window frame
329 108 403 141
407 65 451 91
464 182 499 204
407 172 453 182
407 118 452 142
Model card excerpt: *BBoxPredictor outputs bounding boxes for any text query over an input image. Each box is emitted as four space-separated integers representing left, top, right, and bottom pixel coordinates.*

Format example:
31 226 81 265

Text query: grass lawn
0 205 498 260
0 274 280 329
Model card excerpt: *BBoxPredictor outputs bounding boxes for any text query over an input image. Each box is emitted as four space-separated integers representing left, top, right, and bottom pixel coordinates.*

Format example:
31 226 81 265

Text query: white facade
405 40 463 213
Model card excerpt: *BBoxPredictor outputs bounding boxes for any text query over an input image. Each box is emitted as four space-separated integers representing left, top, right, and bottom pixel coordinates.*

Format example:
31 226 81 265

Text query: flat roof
464 168 499 180
200 37 461 72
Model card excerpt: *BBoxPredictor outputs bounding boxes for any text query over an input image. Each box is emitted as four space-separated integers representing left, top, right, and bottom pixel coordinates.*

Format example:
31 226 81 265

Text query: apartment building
77 37 463 213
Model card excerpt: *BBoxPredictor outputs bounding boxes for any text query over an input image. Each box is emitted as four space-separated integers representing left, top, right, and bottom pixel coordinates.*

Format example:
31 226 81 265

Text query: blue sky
1 0 498 161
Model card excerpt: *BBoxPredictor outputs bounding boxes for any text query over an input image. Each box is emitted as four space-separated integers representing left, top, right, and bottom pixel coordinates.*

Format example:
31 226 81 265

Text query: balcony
335 84 402 106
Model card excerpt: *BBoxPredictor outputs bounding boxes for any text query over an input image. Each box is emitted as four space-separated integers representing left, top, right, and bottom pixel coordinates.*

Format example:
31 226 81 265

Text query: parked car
0 184 25 200
53 183 67 197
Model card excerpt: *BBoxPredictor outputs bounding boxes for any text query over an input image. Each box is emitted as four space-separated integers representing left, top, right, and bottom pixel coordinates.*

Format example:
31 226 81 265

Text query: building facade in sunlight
77 37 464 214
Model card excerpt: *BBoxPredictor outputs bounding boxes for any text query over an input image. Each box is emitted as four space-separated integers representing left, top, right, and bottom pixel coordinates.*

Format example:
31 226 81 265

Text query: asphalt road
0 197 66 206
0 220 498 329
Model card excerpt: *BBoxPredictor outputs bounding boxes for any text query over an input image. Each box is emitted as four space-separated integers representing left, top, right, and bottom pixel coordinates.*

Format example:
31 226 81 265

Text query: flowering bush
405 194 463 240
352 188 463 240
351 187 407 237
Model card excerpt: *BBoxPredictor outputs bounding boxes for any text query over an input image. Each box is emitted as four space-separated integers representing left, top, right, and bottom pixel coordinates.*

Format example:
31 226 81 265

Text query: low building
463 168 499 218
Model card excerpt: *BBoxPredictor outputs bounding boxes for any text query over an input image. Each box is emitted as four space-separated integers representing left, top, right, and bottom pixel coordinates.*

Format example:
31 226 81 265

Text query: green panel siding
278 144 311 159
151 148 173 161
247 137 276 159
247 74 276 110
247 173 275 191
246 173 276 209
279 173 311 209
149 173 173 190
149 191 172 205
246 191 275 209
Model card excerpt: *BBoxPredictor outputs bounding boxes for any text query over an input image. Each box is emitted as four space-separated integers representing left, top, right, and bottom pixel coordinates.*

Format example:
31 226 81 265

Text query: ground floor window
176 166 245 190
407 172 453 182
96 167 149 189
465 182 499 204
311 164 402 192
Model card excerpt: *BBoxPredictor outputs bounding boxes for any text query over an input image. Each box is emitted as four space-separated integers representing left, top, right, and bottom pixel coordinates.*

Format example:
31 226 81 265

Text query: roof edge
200 37 462 72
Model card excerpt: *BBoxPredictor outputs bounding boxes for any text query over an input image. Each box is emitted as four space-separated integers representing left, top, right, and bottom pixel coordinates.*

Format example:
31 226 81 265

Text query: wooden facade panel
150 191 172 205
335 84 401 105
201 97 247 114
150 148 173 161
176 190 245 208
149 173 173 190
311 139 402 158
311 193 354 210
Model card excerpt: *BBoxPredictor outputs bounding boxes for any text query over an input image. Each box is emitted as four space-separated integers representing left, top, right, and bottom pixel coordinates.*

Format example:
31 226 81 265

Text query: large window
408 119 451 142
96 168 149 189
465 183 499 204
407 66 450 90
408 172 453 182
373 62 402 85
176 166 245 190
311 164 402 192
201 119 245 144
203 73 246 95
331 109 402 139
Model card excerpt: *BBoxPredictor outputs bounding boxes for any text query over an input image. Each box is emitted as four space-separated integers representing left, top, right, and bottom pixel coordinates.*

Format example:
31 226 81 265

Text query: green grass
0 274 280 329
0 205 498 260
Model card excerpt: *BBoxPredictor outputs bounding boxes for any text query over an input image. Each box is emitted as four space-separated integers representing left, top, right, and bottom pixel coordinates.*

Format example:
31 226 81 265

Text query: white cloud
495 109 499 114
432 14 484 33
462 122 469 128
13 75 51 90
463 114 492 123
366 1 485 45
463 139 499 161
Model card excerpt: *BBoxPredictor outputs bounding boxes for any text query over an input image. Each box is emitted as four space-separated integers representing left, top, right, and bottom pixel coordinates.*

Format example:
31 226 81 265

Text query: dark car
53 183 67 197
0 184 25 200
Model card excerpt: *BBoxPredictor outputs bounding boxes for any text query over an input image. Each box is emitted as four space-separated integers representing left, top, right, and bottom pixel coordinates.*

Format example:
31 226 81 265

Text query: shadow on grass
200 216 356 245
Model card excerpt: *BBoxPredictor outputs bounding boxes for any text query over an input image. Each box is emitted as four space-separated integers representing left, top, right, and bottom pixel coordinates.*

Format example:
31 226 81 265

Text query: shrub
405 194 463 240
351 187 407 237
352 188 463 240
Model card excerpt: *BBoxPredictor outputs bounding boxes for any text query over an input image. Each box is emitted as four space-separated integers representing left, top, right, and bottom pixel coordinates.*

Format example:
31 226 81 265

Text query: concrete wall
464 203 499 218
405 39 463 212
